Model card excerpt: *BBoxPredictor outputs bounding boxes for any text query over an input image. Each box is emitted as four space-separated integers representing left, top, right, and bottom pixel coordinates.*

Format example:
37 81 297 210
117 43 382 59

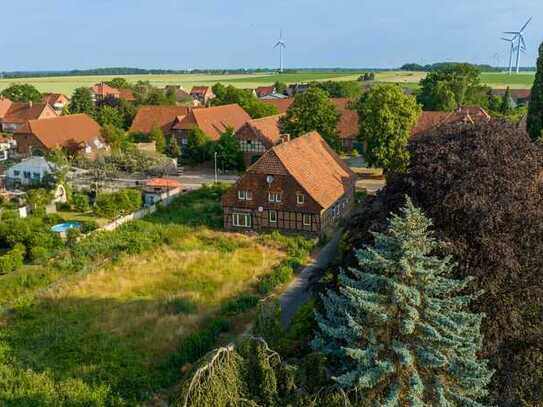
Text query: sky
1 0 542 71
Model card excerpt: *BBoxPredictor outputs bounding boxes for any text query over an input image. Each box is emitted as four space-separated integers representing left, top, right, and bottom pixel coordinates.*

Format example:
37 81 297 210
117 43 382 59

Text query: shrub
258 264 294 294
0 243 25 274
30 246 49 264
71 192 90 212
220 294 259 316
94 189 142 218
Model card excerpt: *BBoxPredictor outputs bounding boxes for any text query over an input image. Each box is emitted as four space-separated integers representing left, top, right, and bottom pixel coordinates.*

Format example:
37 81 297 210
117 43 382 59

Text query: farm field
374 70 535 89
0 185 315 405
0 72 361 95
0 70 534 96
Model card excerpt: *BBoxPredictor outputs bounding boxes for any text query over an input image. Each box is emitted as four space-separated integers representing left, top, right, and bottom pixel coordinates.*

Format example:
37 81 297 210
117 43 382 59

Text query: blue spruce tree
312 198 493 406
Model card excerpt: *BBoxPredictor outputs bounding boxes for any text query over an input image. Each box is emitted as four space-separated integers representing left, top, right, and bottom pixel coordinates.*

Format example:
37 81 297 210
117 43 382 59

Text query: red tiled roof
255 86 275 98
129 105 190 134
91 83 120 98
238 114 283 146
261 98 294 113
0 97 13 118
248 132 356 208
457 106 491 121
331 98 359 140
3 103 57 124
42 93 69 106
411 111 475 137
119 88 135 101
144 178 181 189
173 104 251 140
493 89 531 99
190 86 210 96
15 114 102 150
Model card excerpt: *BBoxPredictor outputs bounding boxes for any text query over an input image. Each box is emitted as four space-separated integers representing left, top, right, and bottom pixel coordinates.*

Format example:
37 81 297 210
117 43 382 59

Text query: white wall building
6 157 55 186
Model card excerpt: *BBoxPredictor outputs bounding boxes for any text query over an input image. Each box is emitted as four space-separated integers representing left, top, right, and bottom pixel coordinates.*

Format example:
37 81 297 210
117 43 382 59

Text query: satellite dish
266 175 274 184
258 207 264 212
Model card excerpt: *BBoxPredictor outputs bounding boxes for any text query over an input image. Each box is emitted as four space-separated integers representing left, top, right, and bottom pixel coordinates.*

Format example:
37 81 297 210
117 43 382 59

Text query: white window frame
232 213 251 228
269 210 277 223
238 190 252 201
303 214 311 226
268 192 281 203
297 193 305 205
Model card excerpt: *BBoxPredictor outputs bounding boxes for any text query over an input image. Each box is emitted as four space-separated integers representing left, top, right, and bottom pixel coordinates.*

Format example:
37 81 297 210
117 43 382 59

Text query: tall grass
0 184 316 405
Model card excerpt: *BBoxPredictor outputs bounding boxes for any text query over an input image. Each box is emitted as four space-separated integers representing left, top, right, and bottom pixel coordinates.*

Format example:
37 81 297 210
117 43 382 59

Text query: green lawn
0 185 315 406
373 70 535 90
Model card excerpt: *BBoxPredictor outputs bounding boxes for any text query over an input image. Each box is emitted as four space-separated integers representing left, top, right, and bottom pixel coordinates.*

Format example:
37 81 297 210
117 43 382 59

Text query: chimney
279 133 290 143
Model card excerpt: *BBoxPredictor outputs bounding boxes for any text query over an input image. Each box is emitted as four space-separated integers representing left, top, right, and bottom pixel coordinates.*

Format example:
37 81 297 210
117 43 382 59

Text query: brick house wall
223 172 354 235
14 133 49 155
235 124 273 167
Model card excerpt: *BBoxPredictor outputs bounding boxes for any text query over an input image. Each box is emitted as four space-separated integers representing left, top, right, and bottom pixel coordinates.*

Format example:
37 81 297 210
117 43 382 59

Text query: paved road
278 229 343 328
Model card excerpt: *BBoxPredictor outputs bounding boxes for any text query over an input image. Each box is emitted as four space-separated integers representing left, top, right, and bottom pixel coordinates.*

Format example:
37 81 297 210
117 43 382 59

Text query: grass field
0 70 534 97
0 72 361 95
0 185 316 405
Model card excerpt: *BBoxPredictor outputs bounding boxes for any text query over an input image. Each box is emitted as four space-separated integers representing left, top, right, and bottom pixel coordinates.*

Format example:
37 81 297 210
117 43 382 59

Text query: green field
0 70 534 96
0 72 361 95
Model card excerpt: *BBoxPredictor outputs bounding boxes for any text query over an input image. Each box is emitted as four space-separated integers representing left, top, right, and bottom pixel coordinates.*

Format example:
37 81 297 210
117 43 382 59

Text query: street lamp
214 151 218 184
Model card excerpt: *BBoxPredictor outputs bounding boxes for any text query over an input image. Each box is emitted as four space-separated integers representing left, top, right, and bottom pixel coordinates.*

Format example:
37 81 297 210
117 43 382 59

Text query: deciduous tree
69 87 95 115
279 87 340 150
417 63 488 111
1 83 42 103
356 84 421 174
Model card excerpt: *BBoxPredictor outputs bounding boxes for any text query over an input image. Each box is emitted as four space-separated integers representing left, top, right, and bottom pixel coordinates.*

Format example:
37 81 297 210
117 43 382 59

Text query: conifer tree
527 41 543 141
499 86 514 114
312 198 493 406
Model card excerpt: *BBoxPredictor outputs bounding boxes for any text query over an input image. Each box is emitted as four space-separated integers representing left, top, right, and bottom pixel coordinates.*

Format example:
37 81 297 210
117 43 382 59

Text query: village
0 56 541 405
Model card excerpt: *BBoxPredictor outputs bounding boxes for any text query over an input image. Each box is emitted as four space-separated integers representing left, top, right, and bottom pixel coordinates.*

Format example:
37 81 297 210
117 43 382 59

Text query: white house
0 136 15 161
6 157 55 186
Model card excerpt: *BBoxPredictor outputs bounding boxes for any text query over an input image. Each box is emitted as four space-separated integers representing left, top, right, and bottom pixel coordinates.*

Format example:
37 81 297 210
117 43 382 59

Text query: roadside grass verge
0 184 316 405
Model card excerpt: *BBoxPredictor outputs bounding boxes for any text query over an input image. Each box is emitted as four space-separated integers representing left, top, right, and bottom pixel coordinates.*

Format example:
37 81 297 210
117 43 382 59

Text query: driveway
278 229 343 328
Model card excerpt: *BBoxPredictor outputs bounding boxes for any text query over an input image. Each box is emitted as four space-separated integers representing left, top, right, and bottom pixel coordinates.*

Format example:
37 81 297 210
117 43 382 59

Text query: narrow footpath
278 229 343 328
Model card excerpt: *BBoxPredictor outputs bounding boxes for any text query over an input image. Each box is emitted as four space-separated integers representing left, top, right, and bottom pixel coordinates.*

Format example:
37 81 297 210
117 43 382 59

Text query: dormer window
238 190 252 200
297 193 305 205
268 192 281 203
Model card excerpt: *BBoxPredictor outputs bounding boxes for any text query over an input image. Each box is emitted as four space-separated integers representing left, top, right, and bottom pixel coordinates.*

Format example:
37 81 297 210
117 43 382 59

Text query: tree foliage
356 84 421 174
343 120 543 405
211 83 278 118
279 87 340 151
310 80 362 98
185 128 213 164
149 126 166 153
94 105 124 128
1 83 42 103
214 129 245 171
101 124 127 152
314 198 493 405
69 87 95 115
417 63 488 111
104 78 130 89
527 41 543 141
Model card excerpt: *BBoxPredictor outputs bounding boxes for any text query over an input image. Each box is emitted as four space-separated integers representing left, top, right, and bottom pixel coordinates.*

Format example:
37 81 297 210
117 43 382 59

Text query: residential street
278 229 343 328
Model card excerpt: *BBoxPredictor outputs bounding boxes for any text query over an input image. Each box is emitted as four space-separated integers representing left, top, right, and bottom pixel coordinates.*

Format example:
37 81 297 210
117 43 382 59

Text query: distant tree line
400 62 505 72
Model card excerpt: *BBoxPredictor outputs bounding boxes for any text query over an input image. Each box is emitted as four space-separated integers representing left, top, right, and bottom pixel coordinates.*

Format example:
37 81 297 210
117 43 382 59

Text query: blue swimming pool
51 222 81 233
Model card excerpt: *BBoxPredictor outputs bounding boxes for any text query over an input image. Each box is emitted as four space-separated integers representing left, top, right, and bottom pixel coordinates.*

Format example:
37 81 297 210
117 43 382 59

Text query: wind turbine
503 17 532 74
274 30 286 73
501 37 516 75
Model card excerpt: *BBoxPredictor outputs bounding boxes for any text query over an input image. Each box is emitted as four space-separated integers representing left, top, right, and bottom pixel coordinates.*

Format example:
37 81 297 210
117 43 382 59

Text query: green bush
258 264 294 294
71 192 90 212
220 294 259 316
30 246 49 264
94 189 142 218
0 244 25 274
79 220 98 233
